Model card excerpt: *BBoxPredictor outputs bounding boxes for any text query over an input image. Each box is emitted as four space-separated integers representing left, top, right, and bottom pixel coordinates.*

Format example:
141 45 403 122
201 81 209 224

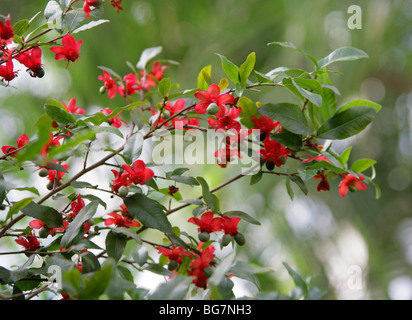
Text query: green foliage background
1 0 412 299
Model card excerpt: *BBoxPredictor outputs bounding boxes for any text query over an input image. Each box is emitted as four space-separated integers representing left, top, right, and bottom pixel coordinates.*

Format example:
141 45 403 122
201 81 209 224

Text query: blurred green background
1 0 412 300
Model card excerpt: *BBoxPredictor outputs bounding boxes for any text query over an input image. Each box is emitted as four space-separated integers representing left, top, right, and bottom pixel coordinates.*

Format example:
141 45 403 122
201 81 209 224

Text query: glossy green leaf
350 159 376 173
317 106 376 140
196 176 220 214
197 65 212 90
105 230 127 262
224 210 261 225
216 53 240 84
318 47 369 69
148 275 192 300
124 193 172 233
72 19 110 34
6 197 35 221
13 19 29 36
239 52 256 85
338 99 382 114
60 201 99 248
137 46 163 70
158 77 171 97
123 133 143 164
21 201 63 228
258 103 314 135
44 104 76 125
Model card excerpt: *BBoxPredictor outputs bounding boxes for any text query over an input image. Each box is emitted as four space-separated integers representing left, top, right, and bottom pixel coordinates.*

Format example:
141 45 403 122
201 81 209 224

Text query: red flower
313 171 330 192
157 246 191 264
83 0 102 18
111 169 132 193
194 84 235 118
118 73 142 97
29 219 69 235
100 108 127 128
251 115 280 137
188 211 223 234
40 133 63 157
0 17 14 41
121 160 154 185
104 212 140 227
188 245 215 288
140 61 168 90
110 0 123 13
221 216 241 236
338 174 367 197
15 232 40 251
208 107 242 132
68 194 85 220
16 46 43 77
62 98 85 114
47 161 69 184
1 134 29 157
258 138 291 167
50 35 82 67
214 137 242 168
98 71 119 99
302 155 330 163
0 60 17 84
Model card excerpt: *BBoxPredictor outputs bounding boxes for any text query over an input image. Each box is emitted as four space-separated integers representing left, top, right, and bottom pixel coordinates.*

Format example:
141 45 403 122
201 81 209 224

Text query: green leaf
317 47 369 69
12 187 40 196
339 147 352 165
16 124 51 163
283 262 308 297
197 65 212 90
238 96 259 128
137 46 163 70
6 197 35 221
81 251 101 273
292 79 322 108
60 201 99 248
338 99 382 114
105 230 127 262
158 77 171 97
13 19 29 36
209 252 235 286
268 41 318 68
148 275 192 300
97 65 121 80
72 19 110 34
63 8 86 31
112 226 142 245
239 52 256 85
350 159 376 173
285 176 294 200
21 201 63 228
78 262 113 300
123 133 143 164
124 193 172 233
317 68 336 121
258 103 314 135
144 264 175 277
305 160 347 174
44 103 76 125
317 106 376 140
224 210 261 225
196 177 220 214
170 175 199 186
270 130 303 152
289 175 309 195
216 53 240 84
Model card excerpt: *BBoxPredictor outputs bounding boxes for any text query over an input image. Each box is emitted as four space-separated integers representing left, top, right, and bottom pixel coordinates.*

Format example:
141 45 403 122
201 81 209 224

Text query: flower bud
221 233 233 247
257 131 266 142
349 185 357 193
203 267 213 278
39 227 50 239
168 259 179 271
0 205 6 210
163 110 171 119
206 103 219 115
198 230 210 242
118 186 129 197
35 67 45 78
265 161 275 171
46 181 54 190
99 86 106 94
38 168 49 177
234 233 246 246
